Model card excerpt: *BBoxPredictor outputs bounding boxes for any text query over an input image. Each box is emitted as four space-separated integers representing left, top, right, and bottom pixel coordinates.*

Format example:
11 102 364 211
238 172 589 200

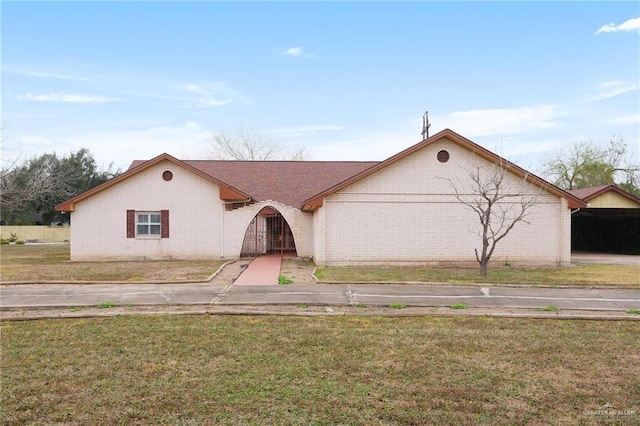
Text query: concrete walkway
233 255 282 286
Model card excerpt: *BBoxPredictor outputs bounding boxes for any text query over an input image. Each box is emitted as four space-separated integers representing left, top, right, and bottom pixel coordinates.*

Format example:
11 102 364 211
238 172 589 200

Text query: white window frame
136 211 161 238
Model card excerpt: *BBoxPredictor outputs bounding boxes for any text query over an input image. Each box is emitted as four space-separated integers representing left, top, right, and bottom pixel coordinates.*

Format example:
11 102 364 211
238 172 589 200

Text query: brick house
56 129 585 266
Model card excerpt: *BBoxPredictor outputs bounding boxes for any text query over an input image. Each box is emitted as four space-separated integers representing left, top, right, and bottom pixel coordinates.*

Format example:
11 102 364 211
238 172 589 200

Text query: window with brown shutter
127 210 135 238
128 210 169 238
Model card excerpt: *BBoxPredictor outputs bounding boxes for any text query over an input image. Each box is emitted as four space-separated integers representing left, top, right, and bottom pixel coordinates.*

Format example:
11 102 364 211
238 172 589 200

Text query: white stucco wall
314 138 571 267
70 160 223 260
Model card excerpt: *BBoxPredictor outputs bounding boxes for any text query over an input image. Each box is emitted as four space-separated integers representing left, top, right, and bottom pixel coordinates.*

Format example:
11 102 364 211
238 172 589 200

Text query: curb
3 305 640 322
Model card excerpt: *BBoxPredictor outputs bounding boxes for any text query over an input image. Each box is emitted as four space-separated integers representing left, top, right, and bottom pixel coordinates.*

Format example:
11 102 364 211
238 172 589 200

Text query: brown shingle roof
131 159 379 208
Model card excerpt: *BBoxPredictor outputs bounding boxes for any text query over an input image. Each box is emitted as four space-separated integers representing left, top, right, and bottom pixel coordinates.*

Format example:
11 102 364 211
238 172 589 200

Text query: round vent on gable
162 170 174 181
437 150 450 163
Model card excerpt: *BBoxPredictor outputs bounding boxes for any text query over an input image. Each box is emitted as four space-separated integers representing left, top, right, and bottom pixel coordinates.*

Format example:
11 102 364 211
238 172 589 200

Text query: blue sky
2 1 639 173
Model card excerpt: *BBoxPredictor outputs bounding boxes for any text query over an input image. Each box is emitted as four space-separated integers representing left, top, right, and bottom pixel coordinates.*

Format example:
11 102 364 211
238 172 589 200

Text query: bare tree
444 161 538 276
0 149 119 224
208 126 307 161
1 155 76 224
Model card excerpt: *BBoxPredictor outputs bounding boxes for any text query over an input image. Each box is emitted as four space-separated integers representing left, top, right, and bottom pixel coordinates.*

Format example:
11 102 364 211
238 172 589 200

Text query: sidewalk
2 282 639 316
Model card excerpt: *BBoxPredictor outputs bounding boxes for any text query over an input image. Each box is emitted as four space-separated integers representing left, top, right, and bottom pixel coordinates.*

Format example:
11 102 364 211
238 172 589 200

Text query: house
56 129 585 266
568 185 640 254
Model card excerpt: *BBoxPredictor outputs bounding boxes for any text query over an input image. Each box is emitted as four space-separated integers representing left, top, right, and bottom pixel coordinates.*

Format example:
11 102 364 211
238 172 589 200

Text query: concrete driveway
571 252 640 266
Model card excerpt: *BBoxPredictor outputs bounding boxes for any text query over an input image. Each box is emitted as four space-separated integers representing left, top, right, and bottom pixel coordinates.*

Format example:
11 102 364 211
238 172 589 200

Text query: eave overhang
55 153 252 212
301 128 587 211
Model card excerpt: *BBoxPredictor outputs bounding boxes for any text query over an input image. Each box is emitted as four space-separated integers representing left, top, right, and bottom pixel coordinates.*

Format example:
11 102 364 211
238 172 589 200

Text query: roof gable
55 153 250 212
568 184 640 206
302 128 586 210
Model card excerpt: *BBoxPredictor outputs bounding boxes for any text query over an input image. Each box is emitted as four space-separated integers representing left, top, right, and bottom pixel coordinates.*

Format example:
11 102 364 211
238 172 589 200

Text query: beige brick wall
70 160 223 260
315 137 571 266
70 161 315 261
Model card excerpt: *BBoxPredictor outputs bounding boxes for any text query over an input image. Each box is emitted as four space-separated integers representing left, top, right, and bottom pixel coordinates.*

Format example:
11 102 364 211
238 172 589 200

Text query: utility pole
421 111 431 139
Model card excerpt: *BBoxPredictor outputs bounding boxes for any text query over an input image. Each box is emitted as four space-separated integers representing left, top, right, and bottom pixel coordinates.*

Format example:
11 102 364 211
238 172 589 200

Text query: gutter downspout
220 200 251 258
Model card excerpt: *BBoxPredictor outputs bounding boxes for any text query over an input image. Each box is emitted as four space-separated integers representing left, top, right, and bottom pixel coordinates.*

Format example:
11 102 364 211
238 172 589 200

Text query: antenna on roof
421 111 431 139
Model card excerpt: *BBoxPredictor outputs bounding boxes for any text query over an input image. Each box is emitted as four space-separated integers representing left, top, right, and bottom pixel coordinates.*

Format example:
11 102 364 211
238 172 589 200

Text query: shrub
389 303 407 309
450 303 468 310
278 275 293 285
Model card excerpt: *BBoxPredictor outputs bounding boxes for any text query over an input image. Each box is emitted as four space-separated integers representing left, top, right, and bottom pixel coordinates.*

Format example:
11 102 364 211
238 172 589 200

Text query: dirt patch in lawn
278 258 317 285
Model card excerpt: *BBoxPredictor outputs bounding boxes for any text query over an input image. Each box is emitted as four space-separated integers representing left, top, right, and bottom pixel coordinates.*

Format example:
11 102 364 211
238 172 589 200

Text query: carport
571 208 640 254
569 185 640 255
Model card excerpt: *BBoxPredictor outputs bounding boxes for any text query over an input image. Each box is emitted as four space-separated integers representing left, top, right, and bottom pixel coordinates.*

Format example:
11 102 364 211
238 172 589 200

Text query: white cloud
19 92 119 104
281 47 315 58
19 136 56 146
283 47 303 57
65 121 213 169
197 99 232 107
603 114 640 125
182 82 234 107
595 17 640 34
183 84 210 95
586 81 639 102
3 67 92 81
273 125 344 138
433 105 562 137
309 129 420 162
3 122 213 171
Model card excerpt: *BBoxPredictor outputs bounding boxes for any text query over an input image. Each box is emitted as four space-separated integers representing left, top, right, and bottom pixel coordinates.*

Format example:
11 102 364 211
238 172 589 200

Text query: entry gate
240 207 296 256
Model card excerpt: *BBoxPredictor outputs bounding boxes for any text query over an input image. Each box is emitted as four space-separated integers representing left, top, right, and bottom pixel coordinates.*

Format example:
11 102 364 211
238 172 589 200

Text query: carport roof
568 185 640 205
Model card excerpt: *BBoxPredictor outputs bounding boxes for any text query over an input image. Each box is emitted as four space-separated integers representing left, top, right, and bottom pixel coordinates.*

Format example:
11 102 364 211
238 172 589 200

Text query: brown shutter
161 210 169 238
126 210 135 238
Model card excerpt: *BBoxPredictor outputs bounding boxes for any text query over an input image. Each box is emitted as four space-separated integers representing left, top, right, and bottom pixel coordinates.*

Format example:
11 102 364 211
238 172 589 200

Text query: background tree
0 149 120 225
444 161 538 276
209 126 307 161
542 137 640 196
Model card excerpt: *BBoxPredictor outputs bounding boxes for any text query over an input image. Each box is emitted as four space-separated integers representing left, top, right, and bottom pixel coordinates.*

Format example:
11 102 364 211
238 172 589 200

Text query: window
127 210 169 239
437 150 450 163
137 212 161 236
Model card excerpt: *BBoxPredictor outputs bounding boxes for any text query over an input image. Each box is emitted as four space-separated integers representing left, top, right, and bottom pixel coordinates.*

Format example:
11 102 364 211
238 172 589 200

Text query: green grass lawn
315 264 640 288
0 244 223 282
1 315 638 425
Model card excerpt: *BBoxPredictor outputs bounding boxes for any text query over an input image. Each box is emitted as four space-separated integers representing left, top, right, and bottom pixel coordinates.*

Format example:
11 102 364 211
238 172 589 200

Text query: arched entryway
240 207 297 257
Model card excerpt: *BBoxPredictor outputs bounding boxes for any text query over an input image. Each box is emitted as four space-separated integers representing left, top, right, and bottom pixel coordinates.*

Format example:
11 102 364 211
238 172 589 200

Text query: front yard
1 244 638 287
0 244 223 282
1 315 638 424
315 263 640 288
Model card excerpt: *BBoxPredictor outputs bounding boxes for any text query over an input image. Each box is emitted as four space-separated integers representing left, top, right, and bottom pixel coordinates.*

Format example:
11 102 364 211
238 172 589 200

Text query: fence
0 226 70 242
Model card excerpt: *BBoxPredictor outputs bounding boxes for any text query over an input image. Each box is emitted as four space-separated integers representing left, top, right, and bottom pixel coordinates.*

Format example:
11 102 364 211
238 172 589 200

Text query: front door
265 215 296 254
